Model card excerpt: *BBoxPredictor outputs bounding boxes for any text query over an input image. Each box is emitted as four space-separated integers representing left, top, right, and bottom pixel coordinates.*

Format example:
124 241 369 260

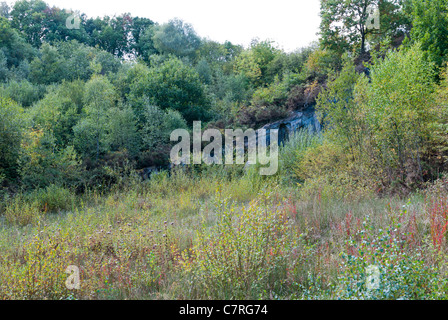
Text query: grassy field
1 165 448 300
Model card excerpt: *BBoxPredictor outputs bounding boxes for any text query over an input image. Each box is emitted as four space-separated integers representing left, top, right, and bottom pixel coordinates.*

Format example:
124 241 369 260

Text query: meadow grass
0 167 447 300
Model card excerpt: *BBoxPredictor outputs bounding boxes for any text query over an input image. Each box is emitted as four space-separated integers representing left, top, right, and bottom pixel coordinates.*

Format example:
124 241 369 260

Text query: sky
6 0 322 52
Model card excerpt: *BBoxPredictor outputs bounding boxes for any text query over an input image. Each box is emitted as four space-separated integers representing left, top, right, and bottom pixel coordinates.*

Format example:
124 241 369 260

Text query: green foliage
233 40 282 87
3 193 41 226
359 44 437 187
409 0 448 68
29 43 66 84
0 229 72 299
277 129 323 185
251 76 288 107
316 59 363 159
142 105 187 151
0 16 36 68
28 86 81 146
18 129 83 189
180 190 295 299
105 105 140 158
0 96 26 179
152 18 201 59
317 44 438 191
128 56 210 123
0 49 8 81
74 75 117 162
0 79 45 107
32 184 75 213
320 0 408 55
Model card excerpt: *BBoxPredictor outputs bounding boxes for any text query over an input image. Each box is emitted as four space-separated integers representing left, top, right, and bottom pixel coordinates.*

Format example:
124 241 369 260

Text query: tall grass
1 146 448 300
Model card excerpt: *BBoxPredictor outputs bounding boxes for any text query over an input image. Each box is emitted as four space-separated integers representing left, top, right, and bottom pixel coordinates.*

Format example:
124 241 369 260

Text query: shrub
0 230 72 299
179 190 295 299
3 194 40 226
32 184 75 213
277 129 323 186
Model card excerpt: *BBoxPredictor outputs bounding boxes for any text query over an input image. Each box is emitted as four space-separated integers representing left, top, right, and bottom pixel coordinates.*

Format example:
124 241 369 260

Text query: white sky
6 0 321 52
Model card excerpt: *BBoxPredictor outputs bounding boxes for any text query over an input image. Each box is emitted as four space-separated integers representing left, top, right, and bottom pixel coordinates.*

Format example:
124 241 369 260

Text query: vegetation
1 0 448 300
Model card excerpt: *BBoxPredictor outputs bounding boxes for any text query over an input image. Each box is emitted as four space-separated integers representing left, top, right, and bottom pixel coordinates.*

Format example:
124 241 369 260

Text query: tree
129 16 156 59
85 14 133 57
234 40 281 86
105 104 140 158
29 43 66 84
140 105 188 167
319 0 406 55
0 79 45 107
360 44 437 185
74 75 116 162
0 17 36 68
0 50 7 82
318 44 438 188
316 59 363 160
128 56 210 123
18 128 83 188
0 96 26 180
0 1 9 18
10 0 49 47
409 0 448 69
152 18 201 59
43 7 89 45
28 86 81 147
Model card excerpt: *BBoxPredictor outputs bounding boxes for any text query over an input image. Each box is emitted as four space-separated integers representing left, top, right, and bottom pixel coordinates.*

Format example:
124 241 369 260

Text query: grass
1 165 448 300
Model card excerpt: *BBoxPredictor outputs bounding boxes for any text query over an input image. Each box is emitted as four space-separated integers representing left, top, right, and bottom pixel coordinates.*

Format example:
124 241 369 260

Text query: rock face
142 106 321 178
260 105 321 146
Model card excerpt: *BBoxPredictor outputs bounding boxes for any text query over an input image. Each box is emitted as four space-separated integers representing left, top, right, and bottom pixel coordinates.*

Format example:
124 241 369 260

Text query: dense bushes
314 44 442 195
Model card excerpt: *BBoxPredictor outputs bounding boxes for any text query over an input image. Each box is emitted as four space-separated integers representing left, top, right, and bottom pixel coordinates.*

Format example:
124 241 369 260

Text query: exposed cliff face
140 106 321 178
260 105 321 146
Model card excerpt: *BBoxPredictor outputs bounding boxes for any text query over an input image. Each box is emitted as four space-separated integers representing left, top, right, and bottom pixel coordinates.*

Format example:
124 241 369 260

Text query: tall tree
152 18 201 59
409 0 448 69
10 0 49 47
319 0 406 54
75 75 116 162
0 1 9 18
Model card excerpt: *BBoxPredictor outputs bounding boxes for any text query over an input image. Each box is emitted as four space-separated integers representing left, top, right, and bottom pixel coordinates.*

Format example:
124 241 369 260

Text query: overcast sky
6 0 321 52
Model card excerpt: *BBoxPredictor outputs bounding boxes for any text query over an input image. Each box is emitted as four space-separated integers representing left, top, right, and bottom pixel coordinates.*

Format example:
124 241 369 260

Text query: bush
32 184 75 213
3 194 40 226
277 129 323 185
179 190 295 299
286 81 322 110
